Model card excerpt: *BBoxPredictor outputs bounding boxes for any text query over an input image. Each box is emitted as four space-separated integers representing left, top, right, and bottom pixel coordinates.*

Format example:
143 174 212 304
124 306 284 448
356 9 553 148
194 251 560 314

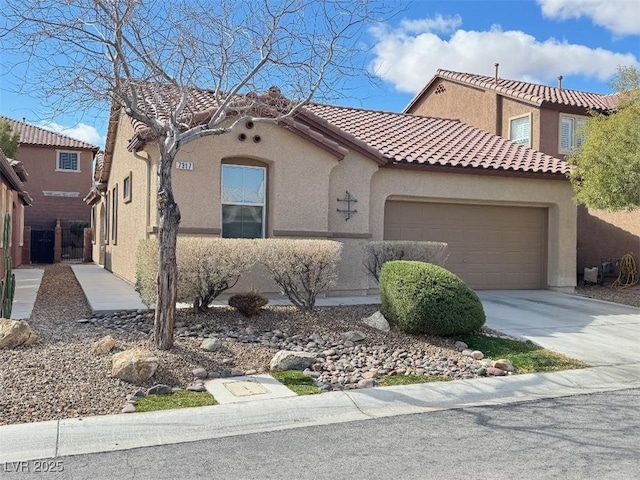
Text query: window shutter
575 118 586 148
560 117 573 152
510 116 530 146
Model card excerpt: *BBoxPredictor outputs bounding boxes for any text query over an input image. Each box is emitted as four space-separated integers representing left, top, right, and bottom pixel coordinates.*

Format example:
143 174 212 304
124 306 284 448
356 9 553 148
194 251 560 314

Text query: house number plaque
176 161 194 170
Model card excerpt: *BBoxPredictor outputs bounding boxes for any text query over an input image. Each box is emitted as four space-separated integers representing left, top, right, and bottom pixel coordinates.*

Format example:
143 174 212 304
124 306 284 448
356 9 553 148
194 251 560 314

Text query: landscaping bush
229 291 268 317
380 260 485 336
259 239 342 312
362 241 448 283
135 237 259 311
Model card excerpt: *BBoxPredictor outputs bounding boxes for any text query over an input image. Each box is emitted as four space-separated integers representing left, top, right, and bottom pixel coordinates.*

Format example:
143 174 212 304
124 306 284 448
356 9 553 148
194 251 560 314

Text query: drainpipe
133 151 152 239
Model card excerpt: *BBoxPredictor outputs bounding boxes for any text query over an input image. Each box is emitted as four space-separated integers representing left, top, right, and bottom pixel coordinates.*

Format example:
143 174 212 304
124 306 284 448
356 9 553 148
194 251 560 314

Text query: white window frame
508 113 532 148
221 164 266 239
559 114 587 154
56 150 81 172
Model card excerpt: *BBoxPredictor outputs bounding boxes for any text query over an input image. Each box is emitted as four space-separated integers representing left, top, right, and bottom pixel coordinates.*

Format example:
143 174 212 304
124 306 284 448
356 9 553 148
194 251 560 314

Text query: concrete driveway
478 290 640 367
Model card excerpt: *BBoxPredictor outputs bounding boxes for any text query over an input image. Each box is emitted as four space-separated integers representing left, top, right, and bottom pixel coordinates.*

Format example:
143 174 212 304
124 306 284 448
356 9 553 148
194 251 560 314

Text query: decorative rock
133 390 146 398
461 349 473 357
357 378 376 388
0 319 38 349
193 367 208 379
200 338 223 352
471 350 484 360
362 370 377 379
341 331 366 343
454 341 468 351
270 350 317 371
111 348 158 384
230 369 244 377
362 311 390 332
245 369 257 376
91 335 117 355
75 318 90 324
208 371 221 379
493 359 515 372
476 367 487 376
121 404 136 413
147 384 172 395
487 367 506 376
186 384 207 392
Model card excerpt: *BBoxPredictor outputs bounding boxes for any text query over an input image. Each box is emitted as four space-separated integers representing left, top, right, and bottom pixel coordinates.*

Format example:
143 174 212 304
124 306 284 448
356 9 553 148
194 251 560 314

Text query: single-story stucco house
85 86 576 296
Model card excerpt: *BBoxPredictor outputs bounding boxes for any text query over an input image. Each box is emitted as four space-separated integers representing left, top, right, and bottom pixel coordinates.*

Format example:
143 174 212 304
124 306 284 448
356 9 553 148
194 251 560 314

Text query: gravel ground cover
2 264 637 426
574 283 640 308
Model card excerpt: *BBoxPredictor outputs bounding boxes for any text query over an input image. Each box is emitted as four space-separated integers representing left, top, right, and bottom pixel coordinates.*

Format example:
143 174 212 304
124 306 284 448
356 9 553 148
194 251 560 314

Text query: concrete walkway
3 264 640 463
10 268 44 319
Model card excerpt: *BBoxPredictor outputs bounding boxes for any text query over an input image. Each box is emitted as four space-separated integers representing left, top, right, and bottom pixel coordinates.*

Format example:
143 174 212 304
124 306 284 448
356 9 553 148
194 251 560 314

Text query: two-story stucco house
84 84 577 296
403 67 635 275
0 115 99 262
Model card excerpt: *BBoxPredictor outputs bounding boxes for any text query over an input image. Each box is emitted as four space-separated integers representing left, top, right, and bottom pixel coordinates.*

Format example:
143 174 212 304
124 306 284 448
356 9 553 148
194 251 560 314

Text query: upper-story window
221 164 266 239
509 114 531 147
559 115 586 154
57 151 80 171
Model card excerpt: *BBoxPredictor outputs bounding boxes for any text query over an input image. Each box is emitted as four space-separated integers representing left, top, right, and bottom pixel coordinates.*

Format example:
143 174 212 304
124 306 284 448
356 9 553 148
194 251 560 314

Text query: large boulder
111 348 159 384
0 319 37 349
270 350 317 371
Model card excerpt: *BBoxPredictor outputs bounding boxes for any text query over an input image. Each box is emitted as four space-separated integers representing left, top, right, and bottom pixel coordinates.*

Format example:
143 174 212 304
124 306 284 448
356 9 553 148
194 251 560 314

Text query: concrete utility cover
224 381 270 397
204 374 299 404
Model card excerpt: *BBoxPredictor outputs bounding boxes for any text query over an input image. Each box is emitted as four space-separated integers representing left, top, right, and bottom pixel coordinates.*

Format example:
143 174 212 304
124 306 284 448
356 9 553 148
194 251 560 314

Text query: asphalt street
3 388 639 480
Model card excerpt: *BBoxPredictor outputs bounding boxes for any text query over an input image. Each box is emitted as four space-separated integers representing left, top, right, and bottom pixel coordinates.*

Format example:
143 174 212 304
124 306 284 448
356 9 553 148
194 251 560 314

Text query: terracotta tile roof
0 115 98 150
305 103 569 175
0 149 32 205
111 83 567 183
405 69 618 113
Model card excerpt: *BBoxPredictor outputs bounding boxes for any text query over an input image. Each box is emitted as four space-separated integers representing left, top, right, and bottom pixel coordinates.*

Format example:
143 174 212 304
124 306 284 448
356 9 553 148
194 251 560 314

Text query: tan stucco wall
370 169 576 291
408 80 497 134
95 116 152 284
501 98 541 151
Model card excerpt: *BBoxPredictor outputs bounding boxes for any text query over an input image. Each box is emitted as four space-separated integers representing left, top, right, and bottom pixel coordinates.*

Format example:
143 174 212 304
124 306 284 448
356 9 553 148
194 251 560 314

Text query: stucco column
83 228 93 263
54 220 62 263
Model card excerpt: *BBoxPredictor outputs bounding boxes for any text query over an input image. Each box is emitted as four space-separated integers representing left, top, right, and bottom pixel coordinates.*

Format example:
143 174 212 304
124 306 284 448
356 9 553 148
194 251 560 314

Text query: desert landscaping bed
2 264 626 426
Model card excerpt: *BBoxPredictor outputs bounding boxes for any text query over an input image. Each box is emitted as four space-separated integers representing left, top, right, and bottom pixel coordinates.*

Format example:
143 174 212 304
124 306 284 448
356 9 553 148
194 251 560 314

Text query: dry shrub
259 239 342 312
135 237 259 311
362 240 448 283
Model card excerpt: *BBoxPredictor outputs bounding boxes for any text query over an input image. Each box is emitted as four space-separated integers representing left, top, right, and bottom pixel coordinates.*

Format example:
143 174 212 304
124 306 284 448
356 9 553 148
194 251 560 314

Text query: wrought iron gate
31 230 54 264
61 226 84 262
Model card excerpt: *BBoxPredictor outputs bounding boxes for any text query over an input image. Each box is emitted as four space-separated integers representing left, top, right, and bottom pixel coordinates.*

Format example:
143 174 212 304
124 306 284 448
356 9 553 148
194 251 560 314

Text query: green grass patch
461 334 589 373
271 370 322 395
136 390 217 412
380 375 452 387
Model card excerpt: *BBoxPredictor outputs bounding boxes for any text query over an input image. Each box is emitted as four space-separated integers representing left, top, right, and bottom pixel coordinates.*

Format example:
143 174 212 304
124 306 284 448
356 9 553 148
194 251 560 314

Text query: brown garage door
384 201 547 289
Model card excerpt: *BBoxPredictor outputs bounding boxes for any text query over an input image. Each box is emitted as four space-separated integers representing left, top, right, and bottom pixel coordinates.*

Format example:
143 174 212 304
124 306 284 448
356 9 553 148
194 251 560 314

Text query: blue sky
0 0 638 148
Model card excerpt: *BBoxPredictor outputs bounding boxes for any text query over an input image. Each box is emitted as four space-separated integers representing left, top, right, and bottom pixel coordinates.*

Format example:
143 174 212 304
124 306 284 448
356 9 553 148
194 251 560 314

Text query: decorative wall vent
435 83 446 94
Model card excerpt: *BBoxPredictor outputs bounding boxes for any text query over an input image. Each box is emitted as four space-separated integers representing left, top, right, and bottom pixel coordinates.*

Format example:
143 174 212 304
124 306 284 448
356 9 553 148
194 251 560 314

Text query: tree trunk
154 142 181 350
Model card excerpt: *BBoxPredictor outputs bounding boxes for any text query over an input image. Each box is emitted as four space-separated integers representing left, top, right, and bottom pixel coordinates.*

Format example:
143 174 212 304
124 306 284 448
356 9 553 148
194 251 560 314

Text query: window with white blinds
509 114 531 147
560 115 586 153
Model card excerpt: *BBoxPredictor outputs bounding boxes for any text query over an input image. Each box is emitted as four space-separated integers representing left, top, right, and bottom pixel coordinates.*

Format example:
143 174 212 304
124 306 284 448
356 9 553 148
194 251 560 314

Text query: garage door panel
384 201 546 290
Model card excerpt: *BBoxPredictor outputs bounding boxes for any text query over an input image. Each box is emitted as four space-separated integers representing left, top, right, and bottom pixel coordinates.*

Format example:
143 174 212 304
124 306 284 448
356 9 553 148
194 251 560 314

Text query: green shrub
380 260 485 336
229 291 268 317
362 241 448 283
259 239 342 312
135 237 259 311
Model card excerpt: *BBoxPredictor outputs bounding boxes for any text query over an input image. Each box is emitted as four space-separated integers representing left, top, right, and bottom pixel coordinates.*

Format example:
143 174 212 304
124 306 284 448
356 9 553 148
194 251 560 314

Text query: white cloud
369 19 639 93
399 14 463 34
537 0 640 35
38 121 104 147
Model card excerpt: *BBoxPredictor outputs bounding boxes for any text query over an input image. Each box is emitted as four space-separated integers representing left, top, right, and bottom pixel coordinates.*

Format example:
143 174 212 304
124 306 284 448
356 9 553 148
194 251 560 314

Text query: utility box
584 267 598 284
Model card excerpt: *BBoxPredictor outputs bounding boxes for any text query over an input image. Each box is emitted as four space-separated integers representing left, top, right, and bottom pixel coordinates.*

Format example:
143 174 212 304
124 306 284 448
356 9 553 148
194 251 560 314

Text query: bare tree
1 0 388 349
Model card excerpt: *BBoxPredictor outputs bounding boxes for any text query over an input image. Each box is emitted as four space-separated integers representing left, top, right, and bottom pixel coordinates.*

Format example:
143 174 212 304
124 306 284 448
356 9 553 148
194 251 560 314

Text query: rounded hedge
379 260 485 336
